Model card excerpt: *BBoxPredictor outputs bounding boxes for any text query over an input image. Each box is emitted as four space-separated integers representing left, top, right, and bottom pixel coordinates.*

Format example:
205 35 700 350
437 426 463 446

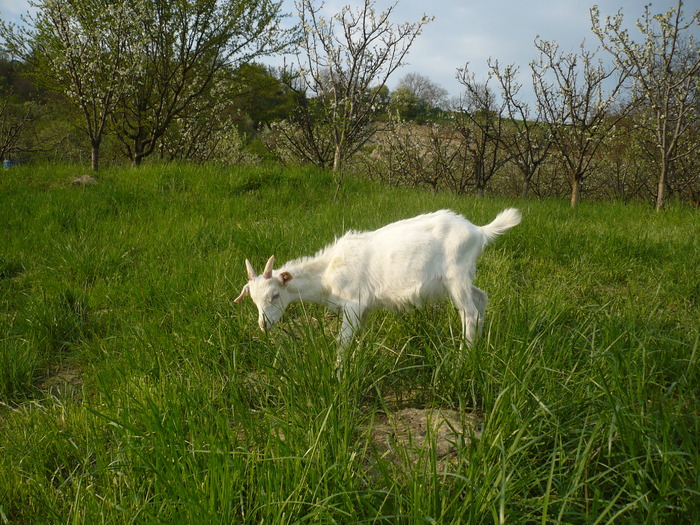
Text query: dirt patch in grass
40 363 83 402
364 407 483 472
69 174 98 187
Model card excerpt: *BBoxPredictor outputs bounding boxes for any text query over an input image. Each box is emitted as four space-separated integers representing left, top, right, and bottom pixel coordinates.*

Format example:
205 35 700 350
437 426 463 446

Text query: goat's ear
234 284 250 303
279 271 293 284
245 259 257 281
263 255 275 279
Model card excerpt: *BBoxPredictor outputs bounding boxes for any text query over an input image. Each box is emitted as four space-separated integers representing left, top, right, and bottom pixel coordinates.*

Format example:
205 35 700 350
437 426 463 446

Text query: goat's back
319 210 487 309
332 209 478 257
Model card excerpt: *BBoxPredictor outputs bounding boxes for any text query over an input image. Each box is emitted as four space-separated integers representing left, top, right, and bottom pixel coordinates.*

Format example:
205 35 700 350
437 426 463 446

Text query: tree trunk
332 144 342 173
474 163 485 198
132 131 146 167
656 160 667 210
521 178 531 199
133 152 144 167
570 176 581 207
333 144 343 201
91 141 100 172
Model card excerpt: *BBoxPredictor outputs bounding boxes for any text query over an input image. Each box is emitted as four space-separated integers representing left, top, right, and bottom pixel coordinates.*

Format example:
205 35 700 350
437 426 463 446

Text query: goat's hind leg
447 282 480 347
470 285 488 338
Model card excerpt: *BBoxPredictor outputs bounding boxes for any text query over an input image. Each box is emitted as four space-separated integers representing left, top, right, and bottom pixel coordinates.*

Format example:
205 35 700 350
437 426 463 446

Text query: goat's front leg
335 304 363 373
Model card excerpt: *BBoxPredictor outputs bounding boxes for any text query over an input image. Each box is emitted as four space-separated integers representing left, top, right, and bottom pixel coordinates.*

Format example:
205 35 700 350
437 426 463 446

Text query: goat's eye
271 292 280 302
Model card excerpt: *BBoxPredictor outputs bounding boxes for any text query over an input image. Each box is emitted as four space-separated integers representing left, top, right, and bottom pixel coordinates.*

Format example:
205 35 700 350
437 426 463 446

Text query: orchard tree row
1 0 698 208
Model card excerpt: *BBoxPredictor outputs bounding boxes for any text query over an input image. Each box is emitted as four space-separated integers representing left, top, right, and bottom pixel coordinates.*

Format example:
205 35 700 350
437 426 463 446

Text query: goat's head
234 255 294 331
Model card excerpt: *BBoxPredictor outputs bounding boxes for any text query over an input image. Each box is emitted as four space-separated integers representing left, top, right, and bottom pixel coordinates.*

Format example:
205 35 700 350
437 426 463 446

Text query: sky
1 0 696 101
317 0 695 100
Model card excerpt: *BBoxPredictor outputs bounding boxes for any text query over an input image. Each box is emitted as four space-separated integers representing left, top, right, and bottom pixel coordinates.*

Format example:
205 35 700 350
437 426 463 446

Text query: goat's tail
480 208 521 245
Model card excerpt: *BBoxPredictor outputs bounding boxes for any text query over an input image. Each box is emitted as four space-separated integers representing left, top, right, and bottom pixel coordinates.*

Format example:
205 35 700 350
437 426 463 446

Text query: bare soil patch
40 363 83 401
364 407 483 472
70 174 98 187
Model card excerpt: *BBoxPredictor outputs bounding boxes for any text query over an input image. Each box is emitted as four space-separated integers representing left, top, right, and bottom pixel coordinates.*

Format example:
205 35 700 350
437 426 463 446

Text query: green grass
1 163 698 523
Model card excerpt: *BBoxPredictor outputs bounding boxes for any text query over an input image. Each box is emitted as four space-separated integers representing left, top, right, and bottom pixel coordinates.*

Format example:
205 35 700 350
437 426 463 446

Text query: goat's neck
281 254 330 305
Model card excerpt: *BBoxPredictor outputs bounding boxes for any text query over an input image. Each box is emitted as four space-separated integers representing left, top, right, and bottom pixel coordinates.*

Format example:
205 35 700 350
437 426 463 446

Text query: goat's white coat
235 208 521 362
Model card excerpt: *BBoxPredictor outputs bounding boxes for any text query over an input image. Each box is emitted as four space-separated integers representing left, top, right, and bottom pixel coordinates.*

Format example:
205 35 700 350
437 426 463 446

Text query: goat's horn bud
245 259 257 281
263 255 275 279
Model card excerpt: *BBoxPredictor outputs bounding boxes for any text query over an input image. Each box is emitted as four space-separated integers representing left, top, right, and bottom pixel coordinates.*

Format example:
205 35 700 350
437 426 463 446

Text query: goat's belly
375 277 446 311
416 277 447 306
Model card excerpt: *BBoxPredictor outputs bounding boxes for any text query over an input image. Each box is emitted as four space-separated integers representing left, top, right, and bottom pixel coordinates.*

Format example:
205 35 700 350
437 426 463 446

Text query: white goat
235 208 521 362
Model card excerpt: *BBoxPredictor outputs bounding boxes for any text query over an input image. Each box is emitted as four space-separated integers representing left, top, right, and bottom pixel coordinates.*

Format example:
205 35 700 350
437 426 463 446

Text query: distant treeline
1 0 698 208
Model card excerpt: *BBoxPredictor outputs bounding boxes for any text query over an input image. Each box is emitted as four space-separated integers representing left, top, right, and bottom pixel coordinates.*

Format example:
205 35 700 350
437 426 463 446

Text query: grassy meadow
0 163 698 523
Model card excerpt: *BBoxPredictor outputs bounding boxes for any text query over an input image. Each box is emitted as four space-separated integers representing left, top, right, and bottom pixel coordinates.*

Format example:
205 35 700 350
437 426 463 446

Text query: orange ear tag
280 271 293 284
